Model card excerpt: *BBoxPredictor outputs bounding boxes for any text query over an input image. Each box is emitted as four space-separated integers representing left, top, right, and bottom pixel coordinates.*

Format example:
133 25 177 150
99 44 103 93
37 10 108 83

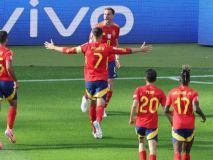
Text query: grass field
0 44 212 160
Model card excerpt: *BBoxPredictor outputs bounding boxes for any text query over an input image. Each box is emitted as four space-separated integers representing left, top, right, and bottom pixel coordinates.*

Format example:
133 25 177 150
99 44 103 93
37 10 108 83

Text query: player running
44 27 152 138
164 65 206 160
81 7 121 116
129 69 166 160
0 30 19 147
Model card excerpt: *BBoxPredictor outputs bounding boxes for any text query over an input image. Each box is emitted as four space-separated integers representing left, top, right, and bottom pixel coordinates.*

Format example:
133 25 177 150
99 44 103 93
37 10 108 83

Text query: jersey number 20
139 96 159 113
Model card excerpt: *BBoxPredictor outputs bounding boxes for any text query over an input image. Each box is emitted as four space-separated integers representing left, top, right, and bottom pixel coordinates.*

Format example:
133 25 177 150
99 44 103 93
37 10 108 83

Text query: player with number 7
44 27 152 139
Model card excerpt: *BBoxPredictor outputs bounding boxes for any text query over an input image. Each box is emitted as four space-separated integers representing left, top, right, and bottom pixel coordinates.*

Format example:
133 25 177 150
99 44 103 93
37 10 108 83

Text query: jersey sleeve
192 90 199 102
108 46 132 55
160 91 167 107
63 43 87 55
133 88 140 102
5 50 13 61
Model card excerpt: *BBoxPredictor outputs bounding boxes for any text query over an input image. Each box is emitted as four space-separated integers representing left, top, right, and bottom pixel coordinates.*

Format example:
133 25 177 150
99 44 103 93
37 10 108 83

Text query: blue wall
0 0 199 45
198 1 213 45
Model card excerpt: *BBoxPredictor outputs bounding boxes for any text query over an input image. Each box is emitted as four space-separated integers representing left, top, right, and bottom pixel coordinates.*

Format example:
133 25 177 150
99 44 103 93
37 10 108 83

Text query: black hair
105 7 115 15
180 64 190 85
92 27 103 38
145 69 157 83
0 30 8 43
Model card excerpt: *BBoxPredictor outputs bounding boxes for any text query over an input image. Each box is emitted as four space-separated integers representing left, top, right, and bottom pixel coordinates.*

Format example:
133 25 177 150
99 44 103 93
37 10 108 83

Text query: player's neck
104 20 113 26
146 82 154 85
0 43 6 47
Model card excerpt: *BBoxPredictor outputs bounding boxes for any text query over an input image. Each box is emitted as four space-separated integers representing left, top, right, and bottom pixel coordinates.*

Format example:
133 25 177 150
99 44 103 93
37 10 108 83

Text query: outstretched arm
131 42 152 53
44 40 77 54
193 100 206 122
129 100 138 125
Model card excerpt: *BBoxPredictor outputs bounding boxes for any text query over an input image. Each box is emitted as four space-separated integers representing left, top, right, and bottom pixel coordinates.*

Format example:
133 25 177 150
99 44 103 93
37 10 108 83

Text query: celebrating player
81 7 121 116
129 69 166 160
0 30 19 147
164 65 206 160
45 27 152 138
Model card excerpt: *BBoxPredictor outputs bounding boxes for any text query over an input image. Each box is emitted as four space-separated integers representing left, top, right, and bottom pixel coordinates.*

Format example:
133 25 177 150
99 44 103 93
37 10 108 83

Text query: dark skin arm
6 60 19 88
164 105 173 125
193 100 206 122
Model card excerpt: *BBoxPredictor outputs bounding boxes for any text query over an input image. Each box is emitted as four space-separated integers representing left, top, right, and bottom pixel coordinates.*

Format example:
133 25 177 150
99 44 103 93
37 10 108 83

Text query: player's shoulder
0 46 12 55
96 22 104 27
111 22 120 29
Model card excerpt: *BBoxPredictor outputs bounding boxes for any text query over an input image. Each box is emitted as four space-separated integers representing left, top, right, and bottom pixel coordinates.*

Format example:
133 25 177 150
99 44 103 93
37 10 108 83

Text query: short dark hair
145 69 157 83
92 27 103 38
105 7 115 15
180 64 190 85
0 30 8 43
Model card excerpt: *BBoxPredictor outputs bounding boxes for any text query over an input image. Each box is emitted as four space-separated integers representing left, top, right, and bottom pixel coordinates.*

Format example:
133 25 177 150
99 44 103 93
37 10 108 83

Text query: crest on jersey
107 34 111 39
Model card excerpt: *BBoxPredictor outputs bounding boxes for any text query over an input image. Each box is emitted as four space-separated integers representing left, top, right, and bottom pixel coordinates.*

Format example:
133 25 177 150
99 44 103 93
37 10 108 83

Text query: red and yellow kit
63 42 131 82
96 22 120 62
166 85 198 129
133 84 166 128
0 46 14 81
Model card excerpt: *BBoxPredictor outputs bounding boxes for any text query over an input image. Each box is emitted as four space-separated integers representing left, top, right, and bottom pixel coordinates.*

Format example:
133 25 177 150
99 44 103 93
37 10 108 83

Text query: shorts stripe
172 129 195 142
147 128 158 140
6 88 16 101
93 88 108 98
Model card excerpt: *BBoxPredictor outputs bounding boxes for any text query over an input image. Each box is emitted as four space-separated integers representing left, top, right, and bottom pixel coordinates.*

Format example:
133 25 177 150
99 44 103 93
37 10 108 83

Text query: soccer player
129 69 166 160
0 30 19 147
164 65 206 160
45 27 152 138
81 7 121 116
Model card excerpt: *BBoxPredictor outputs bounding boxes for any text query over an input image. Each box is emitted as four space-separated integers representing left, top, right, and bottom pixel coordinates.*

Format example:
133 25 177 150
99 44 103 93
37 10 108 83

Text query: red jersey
63 42 131 81
166 85 198 129
133 84 166 128
96 22 120 62
0 46 14 81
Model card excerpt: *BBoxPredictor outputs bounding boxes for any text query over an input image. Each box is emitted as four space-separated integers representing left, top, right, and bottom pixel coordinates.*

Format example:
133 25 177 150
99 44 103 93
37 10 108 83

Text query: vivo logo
2 0 134 37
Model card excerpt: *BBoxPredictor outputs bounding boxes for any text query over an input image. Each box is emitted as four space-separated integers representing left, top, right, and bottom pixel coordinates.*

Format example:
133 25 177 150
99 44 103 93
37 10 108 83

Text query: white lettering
45 7 89 37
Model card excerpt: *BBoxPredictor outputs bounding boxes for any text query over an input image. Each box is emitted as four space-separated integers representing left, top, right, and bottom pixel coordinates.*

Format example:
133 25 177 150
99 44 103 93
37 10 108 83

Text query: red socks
183 153 190 160
149 154 156 160
89 105 96 132
7 106 17 129
104 91 113 108
96 105 104 122
174 152 181 160
139 151 146 160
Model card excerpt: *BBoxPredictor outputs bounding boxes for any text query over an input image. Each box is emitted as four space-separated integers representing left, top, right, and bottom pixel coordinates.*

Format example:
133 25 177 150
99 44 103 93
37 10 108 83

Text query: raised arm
129 100 138 125
193 100 206 122
44 40 77 54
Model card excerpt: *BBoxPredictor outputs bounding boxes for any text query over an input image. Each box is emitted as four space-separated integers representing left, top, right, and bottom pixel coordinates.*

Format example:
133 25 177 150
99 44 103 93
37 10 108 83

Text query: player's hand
14 81 20 89
141 42 152 53
115 59 121 69
129 118 135 125
201 116 206 123
44 39 55 50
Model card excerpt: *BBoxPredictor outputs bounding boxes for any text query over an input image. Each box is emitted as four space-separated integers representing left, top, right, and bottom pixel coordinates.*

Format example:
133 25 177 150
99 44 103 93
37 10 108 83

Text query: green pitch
0 44 212 160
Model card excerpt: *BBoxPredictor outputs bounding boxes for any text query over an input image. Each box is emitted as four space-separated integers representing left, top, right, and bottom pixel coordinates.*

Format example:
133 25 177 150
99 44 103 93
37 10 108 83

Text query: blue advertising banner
0 0 198 45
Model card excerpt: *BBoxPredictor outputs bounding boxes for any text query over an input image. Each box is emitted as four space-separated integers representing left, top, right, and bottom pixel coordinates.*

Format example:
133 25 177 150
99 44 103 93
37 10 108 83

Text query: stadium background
0 1 213 160
0 0 212 45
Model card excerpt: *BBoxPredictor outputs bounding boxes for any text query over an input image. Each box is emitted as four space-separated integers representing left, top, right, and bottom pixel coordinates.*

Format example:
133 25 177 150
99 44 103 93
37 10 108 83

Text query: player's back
134 84 166 128
0 46 13 81
168 85 198 129
81 42 111 82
